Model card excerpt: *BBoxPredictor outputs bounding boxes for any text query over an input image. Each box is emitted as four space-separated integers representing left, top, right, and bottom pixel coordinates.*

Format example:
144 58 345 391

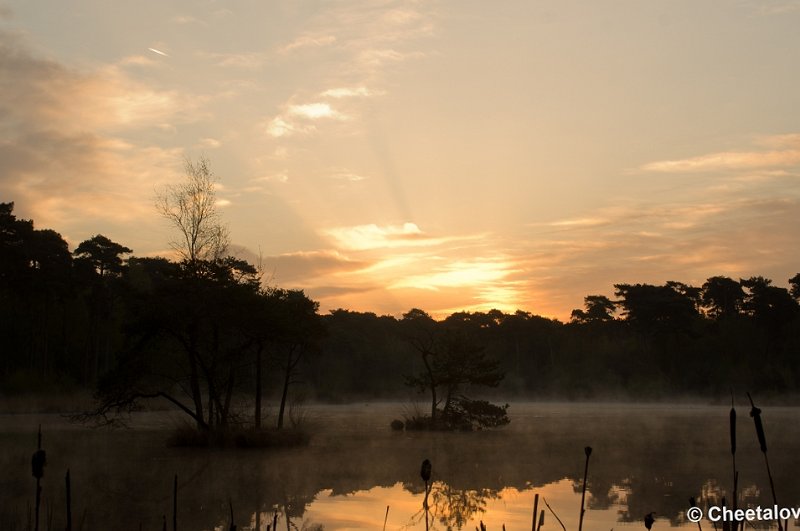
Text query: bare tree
156 157 229 265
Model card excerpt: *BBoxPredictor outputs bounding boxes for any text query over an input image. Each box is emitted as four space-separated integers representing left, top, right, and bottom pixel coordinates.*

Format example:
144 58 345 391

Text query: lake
1 402 799 531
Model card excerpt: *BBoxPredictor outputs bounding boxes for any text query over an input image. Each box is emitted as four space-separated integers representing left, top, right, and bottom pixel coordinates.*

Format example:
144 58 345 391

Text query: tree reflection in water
408 481 500 531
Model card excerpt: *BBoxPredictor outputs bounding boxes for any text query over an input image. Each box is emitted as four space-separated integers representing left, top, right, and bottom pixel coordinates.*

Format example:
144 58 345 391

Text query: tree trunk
277 369 290 429
422 352 437 422
277 350 293 429
221 367 234 428
188 348 205 431
254 344 263 429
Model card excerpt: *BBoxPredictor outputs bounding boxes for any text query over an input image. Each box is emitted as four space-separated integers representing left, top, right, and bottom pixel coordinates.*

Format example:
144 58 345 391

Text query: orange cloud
641 135 800 173
0 30 192 246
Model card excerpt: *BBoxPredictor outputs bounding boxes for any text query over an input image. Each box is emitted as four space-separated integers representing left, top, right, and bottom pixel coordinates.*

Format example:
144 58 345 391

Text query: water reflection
273 480 655 531
2 403 800 530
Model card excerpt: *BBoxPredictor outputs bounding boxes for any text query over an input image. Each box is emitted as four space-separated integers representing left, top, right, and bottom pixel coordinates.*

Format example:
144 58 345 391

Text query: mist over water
2 402 799 531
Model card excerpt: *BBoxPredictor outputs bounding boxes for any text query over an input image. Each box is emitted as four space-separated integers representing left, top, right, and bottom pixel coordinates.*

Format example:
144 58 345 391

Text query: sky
2 0 800 321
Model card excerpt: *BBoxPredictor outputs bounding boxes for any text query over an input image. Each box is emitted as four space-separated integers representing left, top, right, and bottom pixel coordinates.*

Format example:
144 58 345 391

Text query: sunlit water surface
2 402 799 531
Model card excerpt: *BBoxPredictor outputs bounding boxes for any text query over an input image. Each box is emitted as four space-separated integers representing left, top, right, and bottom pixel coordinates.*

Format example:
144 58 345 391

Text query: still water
1 402 799 531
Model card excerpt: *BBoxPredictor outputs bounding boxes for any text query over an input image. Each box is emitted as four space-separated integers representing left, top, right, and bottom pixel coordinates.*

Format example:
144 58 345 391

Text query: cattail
420 459 432 483
747 393 782 531
383 505 389 531
747 396 766 453
421 459 432 531
228 499 236 531
537 510 545 531
532 493 539 531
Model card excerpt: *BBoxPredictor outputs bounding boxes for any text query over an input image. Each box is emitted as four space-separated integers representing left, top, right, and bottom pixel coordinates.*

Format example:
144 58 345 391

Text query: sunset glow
2 1 800 320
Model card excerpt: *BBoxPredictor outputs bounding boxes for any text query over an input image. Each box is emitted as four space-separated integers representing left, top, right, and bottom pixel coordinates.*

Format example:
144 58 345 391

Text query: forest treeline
2 199 800 416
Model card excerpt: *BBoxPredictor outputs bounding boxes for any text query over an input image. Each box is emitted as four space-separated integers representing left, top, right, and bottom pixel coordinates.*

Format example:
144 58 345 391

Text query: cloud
641 135 800 173
0 30 191 243
252 171 289 184
307 285 377 298
263 250 369 284
356 48 425 67
265 117 311 138
173 15 206 25
390 259 520 292
321 87 379 98
118 55 159 67
260 2 436 144
328 171 367 182
287 102 346 120
325 222 440 251
205 51 268 70
198 137 221 149
546 217 611 228
280 34 337 54
307 221 528 316
264 101 347 138
513 194 800 317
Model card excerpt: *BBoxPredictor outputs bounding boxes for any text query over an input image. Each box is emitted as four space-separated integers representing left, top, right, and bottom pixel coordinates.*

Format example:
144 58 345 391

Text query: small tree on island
402 309 509 430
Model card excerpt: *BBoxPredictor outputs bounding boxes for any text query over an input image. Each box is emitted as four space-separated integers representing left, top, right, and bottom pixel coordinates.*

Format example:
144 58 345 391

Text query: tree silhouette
74 235 132 278
156 156 229 267
403 310 508 429
701 276 745 320
571 295 616 323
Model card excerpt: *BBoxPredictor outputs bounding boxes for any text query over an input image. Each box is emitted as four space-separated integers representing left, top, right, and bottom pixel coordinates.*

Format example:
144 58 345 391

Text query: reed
65 469 72 531
746 393 782 531
228 498 236 531
543 496 567 531
578 446 592 531
531 493 539 531
689 497 701 531
383 505 389 531
31 425 46 531
729 395 737 531
421 459 432 531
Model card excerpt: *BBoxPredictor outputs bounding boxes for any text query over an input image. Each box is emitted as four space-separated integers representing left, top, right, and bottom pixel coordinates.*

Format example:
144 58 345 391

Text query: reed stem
173 474 178 531
747 393 782 531
578 446 592 531
65 469 72 531
543 496 567 531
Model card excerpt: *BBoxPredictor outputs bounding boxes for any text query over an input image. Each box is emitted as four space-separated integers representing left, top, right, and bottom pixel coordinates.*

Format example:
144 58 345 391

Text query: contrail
148 47 169 57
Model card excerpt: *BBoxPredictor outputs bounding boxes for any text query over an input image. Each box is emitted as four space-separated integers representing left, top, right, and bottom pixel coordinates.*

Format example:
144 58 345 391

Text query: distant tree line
3 198 800 420
311 277 800 400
